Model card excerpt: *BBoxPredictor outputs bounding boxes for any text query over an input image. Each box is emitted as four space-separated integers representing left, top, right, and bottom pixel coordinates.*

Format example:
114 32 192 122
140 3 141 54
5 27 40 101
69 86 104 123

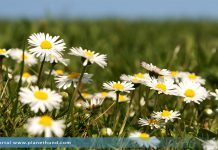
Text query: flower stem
118 90 135 136
37 56 46 87
69 65 87 136
43 62 56 88
112 91 120 133
0 57 3 90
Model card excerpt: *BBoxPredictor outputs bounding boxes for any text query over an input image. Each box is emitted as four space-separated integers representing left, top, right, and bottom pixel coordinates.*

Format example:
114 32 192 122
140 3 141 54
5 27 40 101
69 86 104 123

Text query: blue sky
1 0 218 19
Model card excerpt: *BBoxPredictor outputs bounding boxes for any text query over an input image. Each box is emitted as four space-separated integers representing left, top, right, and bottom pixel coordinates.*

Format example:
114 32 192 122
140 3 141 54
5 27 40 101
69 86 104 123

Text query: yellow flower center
85 51 94 58
112 83 124 90
139 133 150 140
34 91 48 100
67 72 80 79
161 110 172 117
148 119 159 125
40 40 52 49
82 93 91 98
171 71 178 77
188 74 197 80
0 49 6 54
22 72 31 78
101 92 108 97
156 83 167 91
134 73 144 79
119 95 126 102
55 69 64 75
20 54 28 60
38 116 53 127
184 89 196 97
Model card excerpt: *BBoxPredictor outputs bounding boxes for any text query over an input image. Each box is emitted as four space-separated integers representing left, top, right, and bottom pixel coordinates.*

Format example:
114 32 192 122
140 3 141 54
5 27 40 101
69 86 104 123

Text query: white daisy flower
14 72 37 84
180 72 206 85
82 97 104 109
101 128 113 136
55 72 93 89
19 86 63 113
210 89 218 100
9 48 37 66
203 139 218 150
111 93 130 103
26 115 65 137
69 47 107 68
176 81 208 104
120 73 151 84
152 110 181 123
103 81 135 93
145 77 177 95
28 33 65 60
138 118 163 129
94 91 114 99
141 61 170 76
0 48 10 58
129 131 160 149
81 92 93 99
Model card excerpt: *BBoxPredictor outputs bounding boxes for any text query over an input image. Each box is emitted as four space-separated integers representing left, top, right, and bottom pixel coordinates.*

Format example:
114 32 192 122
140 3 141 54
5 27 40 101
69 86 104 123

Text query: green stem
112 91 120 133
69 65 87 136
37 56 46 87
11 48 25 117
118 90 135 136
43 62 56 88
0 57 3 90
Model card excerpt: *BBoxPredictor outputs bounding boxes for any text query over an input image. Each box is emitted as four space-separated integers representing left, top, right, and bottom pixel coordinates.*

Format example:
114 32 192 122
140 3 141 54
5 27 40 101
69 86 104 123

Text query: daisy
103 81 135 93
19 86 63 113
141 61 170 76
180 72 205 85
120 73 151 84
203 139 218 150
26 115 65 137
28 33 65 60
94 91 113 99
210 89 218 100
69 47 107 68
129 131 160 149
9 48 37 66
45 69 65 76
152 110 181 123
111 93 130 103
81 92 93 99
176 80 208 104
0 48 10 58
145 77 177 95
138 118 163 129
14 72 37 84
82 97 104 109
101 128 113 136
55 72 93 89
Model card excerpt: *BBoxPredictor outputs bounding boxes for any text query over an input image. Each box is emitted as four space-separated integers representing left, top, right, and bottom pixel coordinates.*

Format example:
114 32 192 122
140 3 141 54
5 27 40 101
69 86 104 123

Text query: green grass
0 20 218 149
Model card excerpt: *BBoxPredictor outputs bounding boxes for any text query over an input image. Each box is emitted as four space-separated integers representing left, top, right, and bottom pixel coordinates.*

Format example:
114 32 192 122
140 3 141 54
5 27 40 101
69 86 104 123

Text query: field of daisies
0 20 218 149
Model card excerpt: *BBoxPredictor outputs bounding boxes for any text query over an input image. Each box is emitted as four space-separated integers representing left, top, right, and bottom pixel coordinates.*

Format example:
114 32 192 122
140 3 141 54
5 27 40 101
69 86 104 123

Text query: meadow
0 20 218 149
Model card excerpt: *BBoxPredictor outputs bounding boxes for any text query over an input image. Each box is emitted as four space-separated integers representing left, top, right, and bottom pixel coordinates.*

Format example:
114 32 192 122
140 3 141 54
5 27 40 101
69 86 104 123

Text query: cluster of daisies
0 32 218 149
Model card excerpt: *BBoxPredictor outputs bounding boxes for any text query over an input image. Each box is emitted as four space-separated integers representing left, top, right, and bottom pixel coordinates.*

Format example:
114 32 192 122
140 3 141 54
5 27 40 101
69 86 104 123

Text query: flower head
15 72 37 84
28 33 65 61
152 110 181 123
26 116 65 137
82 97 104 109
120 73 151 84
138 118 163 129
103 81 135 93
0 48 10 58
129 131 160 149
9 48 37 66
141 61 170 76
19 86 63 113
176 80 208 104
69 47 107 68
55 72 92 89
